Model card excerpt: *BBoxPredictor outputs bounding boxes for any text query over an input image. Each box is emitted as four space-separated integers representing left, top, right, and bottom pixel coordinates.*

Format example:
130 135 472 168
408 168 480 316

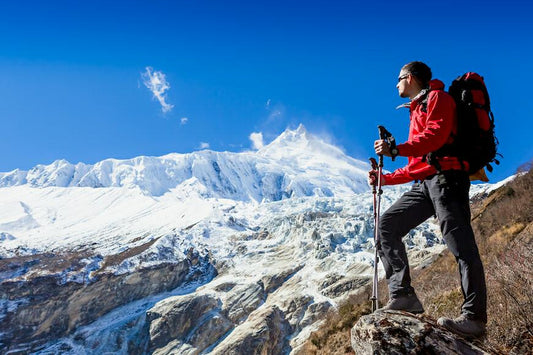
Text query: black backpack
425 72 500 177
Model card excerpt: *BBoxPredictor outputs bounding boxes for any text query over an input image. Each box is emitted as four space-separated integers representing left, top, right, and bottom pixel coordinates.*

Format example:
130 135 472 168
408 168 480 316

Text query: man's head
396 61 432 99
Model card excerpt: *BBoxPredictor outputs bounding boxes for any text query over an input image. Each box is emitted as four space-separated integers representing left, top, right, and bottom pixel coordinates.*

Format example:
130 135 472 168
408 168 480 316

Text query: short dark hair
402 61 432 88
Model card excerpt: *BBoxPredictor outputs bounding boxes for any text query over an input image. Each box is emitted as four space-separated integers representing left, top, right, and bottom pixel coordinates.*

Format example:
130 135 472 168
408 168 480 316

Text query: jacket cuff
396 143 410 156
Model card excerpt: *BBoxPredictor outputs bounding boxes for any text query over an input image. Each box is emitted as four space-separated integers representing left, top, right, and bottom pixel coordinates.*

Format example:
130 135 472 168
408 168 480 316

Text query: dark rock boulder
351 310 493 354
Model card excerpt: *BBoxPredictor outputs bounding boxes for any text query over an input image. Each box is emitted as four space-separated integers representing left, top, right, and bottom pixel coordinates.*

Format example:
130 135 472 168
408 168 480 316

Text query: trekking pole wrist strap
390 147 399 160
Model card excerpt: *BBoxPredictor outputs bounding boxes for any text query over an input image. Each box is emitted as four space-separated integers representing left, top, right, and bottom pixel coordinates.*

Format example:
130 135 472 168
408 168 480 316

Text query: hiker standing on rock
368 61 487 338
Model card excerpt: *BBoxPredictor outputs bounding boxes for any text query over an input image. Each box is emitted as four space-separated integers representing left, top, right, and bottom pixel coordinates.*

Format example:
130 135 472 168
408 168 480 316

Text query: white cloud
181 117 189 125
141 67 174 113
265 99 271 109
199 142 210 149
249 132 264 150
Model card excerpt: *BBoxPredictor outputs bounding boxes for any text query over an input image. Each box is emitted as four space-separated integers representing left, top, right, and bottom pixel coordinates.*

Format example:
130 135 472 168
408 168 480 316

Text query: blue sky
1 0 532 182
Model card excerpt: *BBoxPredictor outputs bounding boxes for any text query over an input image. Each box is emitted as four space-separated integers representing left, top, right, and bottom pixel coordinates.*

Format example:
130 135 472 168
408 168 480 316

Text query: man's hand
374 139 392 157
368 170 378 186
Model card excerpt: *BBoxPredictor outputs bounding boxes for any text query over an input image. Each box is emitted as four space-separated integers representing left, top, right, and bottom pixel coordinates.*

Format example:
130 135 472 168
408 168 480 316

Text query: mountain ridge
0 125 369 200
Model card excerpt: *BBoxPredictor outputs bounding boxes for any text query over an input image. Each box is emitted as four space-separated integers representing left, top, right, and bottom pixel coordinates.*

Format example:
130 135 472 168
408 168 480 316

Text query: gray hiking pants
378 170 487 322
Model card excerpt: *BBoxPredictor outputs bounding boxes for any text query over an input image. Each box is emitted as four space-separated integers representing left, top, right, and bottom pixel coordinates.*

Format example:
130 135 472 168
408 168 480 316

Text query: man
369 61 487 338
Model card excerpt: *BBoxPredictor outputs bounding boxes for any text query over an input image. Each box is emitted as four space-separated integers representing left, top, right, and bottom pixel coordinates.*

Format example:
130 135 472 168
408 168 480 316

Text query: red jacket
383 79 466 185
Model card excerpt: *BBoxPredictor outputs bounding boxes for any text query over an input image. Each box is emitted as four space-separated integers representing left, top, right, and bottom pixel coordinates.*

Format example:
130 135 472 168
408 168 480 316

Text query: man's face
396 69 411 98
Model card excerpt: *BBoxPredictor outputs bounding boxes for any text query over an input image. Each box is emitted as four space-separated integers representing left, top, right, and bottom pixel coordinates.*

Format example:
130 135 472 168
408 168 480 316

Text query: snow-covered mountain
0 125 463 354
0 124 368 200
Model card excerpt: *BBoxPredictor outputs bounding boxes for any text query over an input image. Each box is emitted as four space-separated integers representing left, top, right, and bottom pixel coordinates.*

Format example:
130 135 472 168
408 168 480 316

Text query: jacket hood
428 79 445 91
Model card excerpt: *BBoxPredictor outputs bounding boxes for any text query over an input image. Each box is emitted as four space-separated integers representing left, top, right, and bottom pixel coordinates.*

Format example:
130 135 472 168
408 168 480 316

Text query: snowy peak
259 124 320 158
0 125 370 200
264 123 311 148
259 124 367 173
259 124 357 163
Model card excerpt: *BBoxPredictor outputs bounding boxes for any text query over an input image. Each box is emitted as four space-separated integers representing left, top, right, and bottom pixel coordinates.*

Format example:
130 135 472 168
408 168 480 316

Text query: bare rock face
0 249 215 352
223 282 266 323
211 305 291 355
146 294 291 354
2 262 189 348
146 281 271 354
351 311 491 354
147 293 226 353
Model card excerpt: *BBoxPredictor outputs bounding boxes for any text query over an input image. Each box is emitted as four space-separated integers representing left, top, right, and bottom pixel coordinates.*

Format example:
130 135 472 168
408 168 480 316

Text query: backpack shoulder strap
419 88 432 113
421 88 462 171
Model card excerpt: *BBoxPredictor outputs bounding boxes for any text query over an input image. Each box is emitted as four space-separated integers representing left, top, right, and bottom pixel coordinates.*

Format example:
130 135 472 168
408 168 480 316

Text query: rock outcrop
351 310 492 354
0 249 215 352
210 305 292 355
145 280 290 354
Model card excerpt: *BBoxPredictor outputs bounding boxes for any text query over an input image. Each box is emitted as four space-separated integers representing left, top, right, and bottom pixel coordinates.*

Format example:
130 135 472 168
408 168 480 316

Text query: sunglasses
398 74 409 83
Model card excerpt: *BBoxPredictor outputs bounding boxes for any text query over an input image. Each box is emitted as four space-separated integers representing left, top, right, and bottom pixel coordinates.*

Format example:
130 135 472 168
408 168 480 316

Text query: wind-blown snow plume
249 132 264 150
142 67 174 113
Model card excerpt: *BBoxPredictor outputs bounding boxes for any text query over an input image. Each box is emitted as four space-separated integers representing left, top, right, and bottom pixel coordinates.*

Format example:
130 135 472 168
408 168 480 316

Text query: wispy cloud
181 117 189 125
141 67 174 113
249 132 264 150
265 100 284 124
199 142 210 149
268 110 282 120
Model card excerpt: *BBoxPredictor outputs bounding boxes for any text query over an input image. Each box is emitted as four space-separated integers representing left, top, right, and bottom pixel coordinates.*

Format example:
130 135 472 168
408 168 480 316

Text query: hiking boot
437 314 487 338
379 293 424 314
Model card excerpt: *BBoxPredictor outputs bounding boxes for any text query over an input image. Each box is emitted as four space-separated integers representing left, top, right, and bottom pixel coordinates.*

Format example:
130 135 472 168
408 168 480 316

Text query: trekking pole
369 157 380 312
370 126 396 312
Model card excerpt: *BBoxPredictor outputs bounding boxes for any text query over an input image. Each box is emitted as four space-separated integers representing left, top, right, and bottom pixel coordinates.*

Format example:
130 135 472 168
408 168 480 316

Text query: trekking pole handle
369 157 378 193
369 157 378 170
377 125 398 162
378 125 392 140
